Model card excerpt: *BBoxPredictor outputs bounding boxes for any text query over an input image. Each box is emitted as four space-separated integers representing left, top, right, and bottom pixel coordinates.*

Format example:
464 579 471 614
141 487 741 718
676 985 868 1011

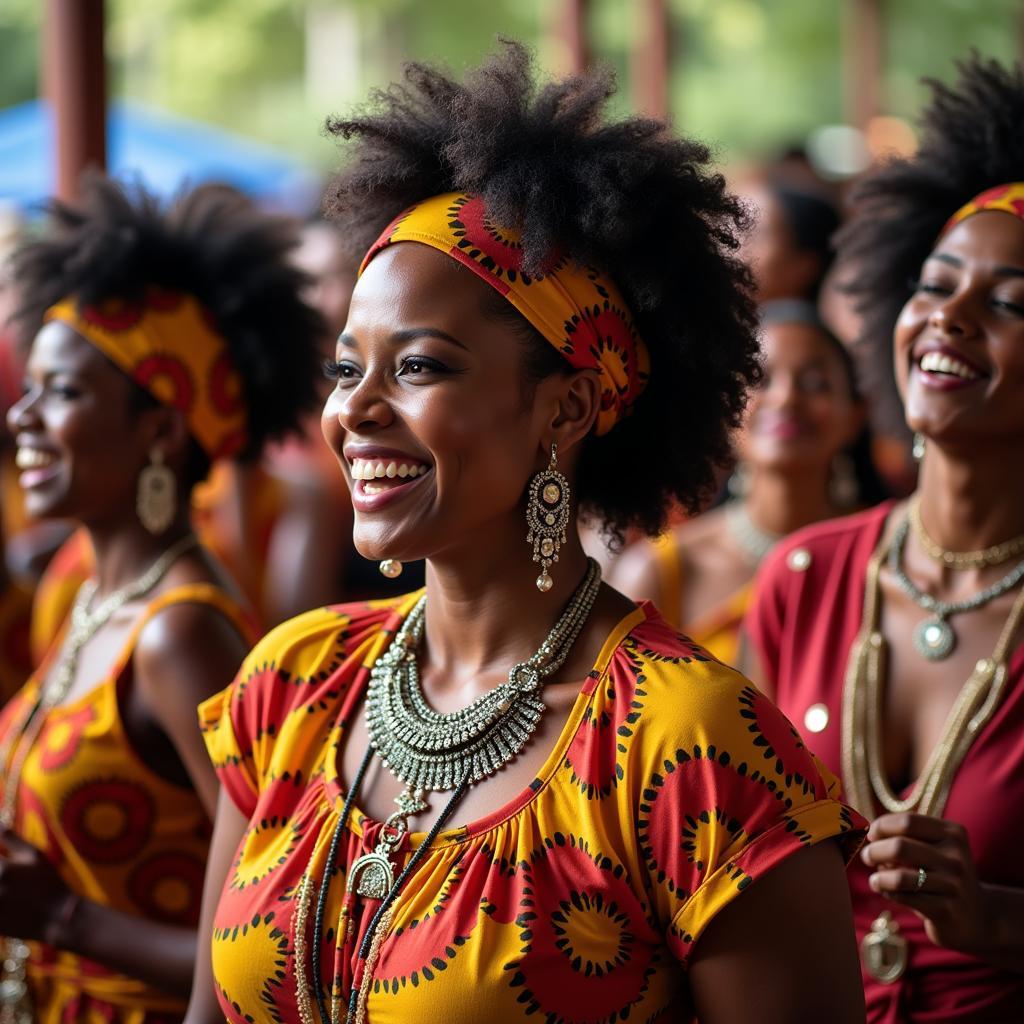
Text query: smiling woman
185 42 868 1024
0 176 324 1024
745 56 1024 1022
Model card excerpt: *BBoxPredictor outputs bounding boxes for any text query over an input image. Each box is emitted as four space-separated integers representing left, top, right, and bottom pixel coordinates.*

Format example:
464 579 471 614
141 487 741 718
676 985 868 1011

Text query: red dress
746 502 1024 1022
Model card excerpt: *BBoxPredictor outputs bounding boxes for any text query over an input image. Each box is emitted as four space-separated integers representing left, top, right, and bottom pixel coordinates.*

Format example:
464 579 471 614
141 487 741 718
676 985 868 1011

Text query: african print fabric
361 192 649 436
46 288 247 459
0 583 254 1024
201 594 865 1023
942 182 1024 238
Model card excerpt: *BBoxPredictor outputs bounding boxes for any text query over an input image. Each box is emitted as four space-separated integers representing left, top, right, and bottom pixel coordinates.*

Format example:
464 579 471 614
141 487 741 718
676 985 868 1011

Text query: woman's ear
543 368 601 456
141 406 192 471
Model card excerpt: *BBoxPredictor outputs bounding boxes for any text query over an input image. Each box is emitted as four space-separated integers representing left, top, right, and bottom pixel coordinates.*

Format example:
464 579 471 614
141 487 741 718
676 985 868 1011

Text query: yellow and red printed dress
200 594 866 1023
0 583 255 1024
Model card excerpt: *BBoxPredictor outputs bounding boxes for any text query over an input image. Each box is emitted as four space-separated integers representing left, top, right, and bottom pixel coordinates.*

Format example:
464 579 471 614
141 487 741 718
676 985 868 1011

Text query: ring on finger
915 866 927 892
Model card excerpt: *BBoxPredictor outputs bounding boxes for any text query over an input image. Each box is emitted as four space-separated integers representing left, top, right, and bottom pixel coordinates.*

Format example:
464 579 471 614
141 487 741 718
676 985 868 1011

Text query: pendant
912 617 955 661
346 785 427 902
860 911 908 984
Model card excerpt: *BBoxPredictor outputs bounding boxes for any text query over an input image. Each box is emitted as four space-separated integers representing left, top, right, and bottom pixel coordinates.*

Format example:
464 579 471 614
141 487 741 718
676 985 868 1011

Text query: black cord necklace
309 744 470 1024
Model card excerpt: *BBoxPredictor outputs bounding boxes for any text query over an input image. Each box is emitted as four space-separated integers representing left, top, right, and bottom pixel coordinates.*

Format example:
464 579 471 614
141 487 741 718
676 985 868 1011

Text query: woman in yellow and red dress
185 44 868 1024
0 177 324 1023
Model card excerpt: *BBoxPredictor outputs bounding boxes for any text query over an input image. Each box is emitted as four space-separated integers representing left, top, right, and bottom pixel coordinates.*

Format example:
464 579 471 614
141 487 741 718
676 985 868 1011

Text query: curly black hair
836 53 1024 436
12 175 325 482
322 41 761 544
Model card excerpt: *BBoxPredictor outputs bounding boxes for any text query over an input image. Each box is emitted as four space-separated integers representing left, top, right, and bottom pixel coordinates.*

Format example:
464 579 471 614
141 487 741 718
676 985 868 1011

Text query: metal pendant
913 617 955 661
860 911 908 984
347 850 395 901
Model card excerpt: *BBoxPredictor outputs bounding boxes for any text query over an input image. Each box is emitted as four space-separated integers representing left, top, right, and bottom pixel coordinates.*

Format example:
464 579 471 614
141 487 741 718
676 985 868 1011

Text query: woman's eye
399 356 446 376
993 297 1024 317
910 279 952 296
323 358 360 382
798 372 830 394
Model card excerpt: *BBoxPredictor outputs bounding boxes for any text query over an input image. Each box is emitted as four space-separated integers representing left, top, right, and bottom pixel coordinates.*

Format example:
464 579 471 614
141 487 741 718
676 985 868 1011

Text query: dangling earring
526 442 571 593
136 448 176 535
912 432 926 463
379 559 403 579
829 452 860 508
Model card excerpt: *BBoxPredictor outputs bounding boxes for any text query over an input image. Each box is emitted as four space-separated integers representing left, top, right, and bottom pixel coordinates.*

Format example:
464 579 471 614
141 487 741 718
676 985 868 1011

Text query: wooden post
43 0 106 201
548 0 590 75
630 0 672 121
844 0 884 129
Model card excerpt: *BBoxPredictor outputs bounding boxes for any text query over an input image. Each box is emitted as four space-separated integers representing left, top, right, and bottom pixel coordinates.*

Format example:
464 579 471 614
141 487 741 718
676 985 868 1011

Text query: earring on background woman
913 432 926 463
829 452 860 508
526 442 570 593
378 559 403 579
136 448 176 535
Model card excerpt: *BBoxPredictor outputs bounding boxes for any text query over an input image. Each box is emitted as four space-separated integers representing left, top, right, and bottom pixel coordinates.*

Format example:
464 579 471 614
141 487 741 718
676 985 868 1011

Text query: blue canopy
0 99 320 212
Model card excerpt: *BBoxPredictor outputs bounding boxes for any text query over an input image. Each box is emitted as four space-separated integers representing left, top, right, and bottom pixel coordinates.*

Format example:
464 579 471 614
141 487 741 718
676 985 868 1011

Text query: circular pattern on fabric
59 778 155 863
209 351 245 416
212 912 290 1024
737 685 818 797
80 298 145 332
503 834 658 1023
134 354 195 413
37 705 96 773
448 194 525 282
127 851 206 924
229 815 301 892
563 659 647 800
636 743 788 900
373 853 491 995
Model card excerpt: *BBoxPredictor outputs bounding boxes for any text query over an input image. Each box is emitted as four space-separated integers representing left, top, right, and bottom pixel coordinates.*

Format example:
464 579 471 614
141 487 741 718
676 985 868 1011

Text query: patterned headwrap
45 289 247 459
941 182 1024 237
359 192 649 436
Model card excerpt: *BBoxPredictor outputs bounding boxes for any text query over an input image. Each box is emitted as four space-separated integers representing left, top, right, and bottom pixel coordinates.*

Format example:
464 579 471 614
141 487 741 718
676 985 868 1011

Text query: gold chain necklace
0 534 197 1024
909 496 1024 569
841 518 1024 986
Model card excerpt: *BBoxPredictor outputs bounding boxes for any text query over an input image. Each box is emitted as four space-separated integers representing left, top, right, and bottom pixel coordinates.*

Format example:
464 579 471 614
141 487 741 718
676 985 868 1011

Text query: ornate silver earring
912 432 926 463
136 448 176 535
526 442 570 593
379 559 403 579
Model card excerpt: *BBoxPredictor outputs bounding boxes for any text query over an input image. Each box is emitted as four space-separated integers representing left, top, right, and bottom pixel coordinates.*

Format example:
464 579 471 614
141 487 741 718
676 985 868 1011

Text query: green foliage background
0 0 1019 171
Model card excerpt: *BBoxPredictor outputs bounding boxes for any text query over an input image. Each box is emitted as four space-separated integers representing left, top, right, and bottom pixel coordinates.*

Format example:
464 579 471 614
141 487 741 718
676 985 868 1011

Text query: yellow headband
942 182 1024 237
359 192 649 436
45 289 247 459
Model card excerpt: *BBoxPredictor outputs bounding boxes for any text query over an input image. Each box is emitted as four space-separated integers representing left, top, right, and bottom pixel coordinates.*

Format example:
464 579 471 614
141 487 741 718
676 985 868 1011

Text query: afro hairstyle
12 174 325 483
836 53 1024 436
322 41 761 545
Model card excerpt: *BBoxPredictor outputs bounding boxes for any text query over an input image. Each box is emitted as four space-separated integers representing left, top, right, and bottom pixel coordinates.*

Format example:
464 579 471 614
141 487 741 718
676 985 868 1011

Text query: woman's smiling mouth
348 454 434 509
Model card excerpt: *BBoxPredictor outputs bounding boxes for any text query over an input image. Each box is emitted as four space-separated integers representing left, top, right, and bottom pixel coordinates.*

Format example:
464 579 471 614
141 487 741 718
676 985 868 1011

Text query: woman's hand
861 812 989 955
0 827 76 944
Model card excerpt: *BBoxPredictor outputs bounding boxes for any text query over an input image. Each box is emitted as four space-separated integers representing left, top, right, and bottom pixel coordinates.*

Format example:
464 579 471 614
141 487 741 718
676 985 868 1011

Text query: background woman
745 56 1024 1021
187 44 866 1024
0 175 322 1023
611 299 878 664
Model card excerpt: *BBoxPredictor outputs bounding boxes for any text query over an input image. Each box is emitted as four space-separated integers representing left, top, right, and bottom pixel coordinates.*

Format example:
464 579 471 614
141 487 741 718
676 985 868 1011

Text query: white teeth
919 351 979 381
16 448 56 469
350 458 430 482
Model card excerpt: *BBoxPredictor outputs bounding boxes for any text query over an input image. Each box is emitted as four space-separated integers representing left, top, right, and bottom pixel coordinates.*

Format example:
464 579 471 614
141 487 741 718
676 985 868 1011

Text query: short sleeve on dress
199 683 258 817
616 613 866 964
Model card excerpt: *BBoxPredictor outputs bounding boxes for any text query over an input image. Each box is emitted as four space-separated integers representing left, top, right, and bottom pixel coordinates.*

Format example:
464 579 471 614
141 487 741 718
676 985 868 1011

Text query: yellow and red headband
45 289 247 460
941 182 1024 237
359 192 649 436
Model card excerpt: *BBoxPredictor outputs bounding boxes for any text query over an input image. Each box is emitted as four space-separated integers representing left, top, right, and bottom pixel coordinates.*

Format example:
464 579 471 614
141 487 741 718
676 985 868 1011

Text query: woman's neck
744 463 837 537
419 513 596 693
86 516 194 598
916 443 1024 551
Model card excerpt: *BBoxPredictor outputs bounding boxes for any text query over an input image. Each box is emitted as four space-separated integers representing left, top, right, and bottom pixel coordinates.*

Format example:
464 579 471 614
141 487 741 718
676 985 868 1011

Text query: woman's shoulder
765 501 895 575
241 591 423 681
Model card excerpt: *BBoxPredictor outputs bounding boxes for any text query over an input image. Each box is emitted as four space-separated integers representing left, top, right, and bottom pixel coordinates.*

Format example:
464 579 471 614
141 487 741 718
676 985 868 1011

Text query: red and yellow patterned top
200 593 865 1023
0 583 254 1024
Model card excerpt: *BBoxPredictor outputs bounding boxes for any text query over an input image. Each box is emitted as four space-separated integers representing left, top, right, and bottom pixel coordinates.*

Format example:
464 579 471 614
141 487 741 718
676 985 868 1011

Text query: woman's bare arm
688 840 865 1023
